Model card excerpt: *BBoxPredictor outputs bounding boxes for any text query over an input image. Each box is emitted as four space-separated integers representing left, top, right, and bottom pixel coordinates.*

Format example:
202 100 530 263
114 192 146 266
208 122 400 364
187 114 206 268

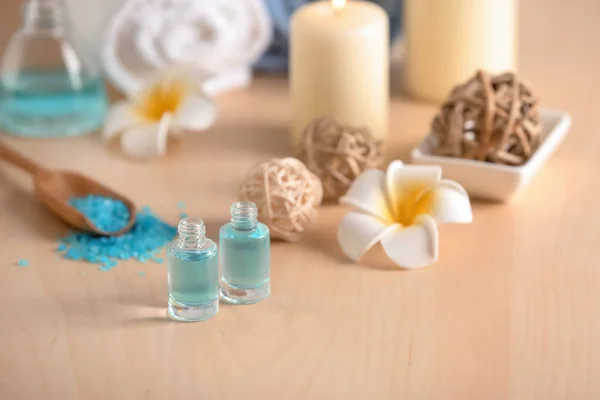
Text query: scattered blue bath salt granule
17 259 29 267
137 271 146 277
69 195 130 233
177 201 188 219
57 205 177 271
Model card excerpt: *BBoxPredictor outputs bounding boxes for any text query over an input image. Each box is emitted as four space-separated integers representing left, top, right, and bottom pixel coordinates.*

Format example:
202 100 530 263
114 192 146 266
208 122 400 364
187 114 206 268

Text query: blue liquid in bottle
0 70 107 137
219 201 270 304
167 218 219 322
168 250 219 305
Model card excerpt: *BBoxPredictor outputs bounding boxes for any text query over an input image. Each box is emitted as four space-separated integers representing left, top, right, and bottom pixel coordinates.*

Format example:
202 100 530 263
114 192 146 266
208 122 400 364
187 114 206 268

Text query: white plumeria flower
337 161 472 269
103 67 217 158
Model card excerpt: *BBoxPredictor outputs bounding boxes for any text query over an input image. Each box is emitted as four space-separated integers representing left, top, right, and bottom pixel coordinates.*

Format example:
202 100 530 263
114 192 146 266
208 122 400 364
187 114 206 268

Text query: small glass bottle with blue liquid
0 0 107 137
167 217 219 321
219 201 270 304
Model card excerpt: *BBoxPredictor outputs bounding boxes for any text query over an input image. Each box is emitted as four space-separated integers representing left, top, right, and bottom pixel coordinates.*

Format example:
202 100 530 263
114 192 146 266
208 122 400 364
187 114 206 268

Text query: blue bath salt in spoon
69 195 131 234
0 142 136 236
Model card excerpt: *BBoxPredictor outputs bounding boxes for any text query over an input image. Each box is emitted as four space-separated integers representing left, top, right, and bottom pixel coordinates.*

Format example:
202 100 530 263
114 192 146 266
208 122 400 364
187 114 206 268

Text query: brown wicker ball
297 116 383 201
238 157 323 242
431 70 542 166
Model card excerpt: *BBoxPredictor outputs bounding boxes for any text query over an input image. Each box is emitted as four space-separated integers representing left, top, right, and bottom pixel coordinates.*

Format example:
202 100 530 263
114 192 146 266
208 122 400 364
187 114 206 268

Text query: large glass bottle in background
0 0 107 137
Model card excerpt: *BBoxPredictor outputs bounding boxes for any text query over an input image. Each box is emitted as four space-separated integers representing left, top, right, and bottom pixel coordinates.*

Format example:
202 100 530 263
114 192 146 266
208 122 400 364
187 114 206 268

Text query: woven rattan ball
298 116 383 201
431 70 542 166
239 157 323 242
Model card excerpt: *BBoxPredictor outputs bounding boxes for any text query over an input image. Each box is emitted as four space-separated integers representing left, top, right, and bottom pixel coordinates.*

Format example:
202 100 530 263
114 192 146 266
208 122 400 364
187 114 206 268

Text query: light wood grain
1 0 600 399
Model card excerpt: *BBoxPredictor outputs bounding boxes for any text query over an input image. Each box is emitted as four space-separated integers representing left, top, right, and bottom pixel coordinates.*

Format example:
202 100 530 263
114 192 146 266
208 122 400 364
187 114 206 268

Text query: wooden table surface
1 0 600 399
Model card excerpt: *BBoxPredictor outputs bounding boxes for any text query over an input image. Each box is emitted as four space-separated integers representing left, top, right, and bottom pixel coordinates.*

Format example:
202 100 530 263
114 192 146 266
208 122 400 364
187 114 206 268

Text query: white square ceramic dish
410 109 572 202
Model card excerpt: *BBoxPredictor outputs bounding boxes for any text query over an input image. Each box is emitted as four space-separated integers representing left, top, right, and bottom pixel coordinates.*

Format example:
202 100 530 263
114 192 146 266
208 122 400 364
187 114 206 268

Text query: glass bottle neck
177 218 206 248
231 201 258 231
22 0 68 35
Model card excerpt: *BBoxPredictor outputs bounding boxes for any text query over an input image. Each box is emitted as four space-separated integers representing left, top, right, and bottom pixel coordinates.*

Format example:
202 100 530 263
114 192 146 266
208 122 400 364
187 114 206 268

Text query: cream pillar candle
290 0 389 149
404 0 518 102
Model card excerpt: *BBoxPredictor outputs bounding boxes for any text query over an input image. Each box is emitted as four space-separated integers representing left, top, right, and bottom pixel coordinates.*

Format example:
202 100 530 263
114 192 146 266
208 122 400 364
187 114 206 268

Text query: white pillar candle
404 0 518 102
290 0 389 149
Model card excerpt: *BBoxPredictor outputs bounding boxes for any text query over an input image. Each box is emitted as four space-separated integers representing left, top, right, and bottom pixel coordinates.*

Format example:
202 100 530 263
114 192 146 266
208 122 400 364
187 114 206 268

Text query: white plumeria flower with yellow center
103 68 217 158
337 161 472 269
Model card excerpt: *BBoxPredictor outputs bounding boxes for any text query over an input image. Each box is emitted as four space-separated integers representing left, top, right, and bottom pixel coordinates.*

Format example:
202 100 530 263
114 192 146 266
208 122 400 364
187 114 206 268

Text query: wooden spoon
0 142 136 236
